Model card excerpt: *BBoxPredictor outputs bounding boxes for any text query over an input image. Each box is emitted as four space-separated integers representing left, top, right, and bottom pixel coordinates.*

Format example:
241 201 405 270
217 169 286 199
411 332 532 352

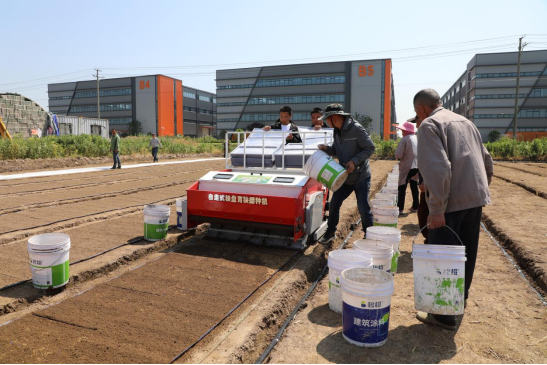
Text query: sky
2 0 547 123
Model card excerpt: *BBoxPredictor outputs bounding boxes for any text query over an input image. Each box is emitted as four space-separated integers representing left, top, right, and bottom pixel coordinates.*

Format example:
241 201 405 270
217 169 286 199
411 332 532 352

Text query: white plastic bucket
412 244 466 315
369 199 393 207
176 198 184 230
28 233 71 289
341 268 394 347
353 239 393 273
375 193 397 205
381 187 398 195
328 250 372 314
144 204 171 241
372 205 399 228
366 226 401 274
304 150 348 192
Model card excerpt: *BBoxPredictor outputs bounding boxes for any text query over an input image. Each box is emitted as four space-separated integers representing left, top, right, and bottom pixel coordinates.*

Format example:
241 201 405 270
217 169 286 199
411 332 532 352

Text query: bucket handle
412 224 464 246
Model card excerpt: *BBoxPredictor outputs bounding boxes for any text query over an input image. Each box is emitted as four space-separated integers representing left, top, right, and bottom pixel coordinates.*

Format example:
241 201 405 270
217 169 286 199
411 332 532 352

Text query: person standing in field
394 120 419 213
110 129 121 169
149 133 162 162
413 88 493 330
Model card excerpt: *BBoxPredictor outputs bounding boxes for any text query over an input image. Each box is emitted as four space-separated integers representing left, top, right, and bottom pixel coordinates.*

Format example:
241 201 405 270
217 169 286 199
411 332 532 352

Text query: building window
183 106 197 112
183 91 196 99
199 109 213 114
213 97 217 103
461 79 466 88
73 88 131 99
456 85 460 93
51 110 68 114
70 103 132 113
49 96 72 100
218 118 239 122
473 71 542 79
247 94 345 105
199 95 211 102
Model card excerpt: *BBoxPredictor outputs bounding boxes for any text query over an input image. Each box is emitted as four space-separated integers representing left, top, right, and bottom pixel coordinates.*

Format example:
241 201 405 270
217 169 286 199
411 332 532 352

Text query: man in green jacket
110 129 121 169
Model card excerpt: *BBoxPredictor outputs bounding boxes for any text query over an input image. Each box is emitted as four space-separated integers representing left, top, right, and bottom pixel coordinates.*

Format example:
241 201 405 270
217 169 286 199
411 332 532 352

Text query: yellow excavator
0 117 12 140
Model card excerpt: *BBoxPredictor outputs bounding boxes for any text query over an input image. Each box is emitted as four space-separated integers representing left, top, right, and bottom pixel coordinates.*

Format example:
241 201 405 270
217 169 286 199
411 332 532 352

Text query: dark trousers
417 192 429 243
152 147 159 162
112 151 121 168
326 176 373 235
427 206 482 300
397 168 419 212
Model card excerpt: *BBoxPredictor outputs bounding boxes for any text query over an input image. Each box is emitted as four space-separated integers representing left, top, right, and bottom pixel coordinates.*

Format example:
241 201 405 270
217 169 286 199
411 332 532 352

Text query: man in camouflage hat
317 104 376 245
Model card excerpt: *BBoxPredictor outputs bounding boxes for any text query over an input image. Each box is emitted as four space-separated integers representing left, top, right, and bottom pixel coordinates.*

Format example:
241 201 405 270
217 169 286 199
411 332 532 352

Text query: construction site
0 124 545 364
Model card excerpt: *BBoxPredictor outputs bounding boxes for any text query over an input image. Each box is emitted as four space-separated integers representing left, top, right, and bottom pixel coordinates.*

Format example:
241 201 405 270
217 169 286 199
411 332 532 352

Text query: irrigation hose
169 250 301 364
255 218 361 364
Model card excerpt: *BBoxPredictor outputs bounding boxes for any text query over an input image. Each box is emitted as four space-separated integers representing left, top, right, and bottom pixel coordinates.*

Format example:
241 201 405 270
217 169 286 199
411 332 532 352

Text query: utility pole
513 36 528 140
93 69 104 119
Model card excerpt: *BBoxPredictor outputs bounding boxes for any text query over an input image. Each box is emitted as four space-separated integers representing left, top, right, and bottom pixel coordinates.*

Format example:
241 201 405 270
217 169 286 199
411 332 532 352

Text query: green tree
488 130 501 143
128 120 142 136
353 112 373 133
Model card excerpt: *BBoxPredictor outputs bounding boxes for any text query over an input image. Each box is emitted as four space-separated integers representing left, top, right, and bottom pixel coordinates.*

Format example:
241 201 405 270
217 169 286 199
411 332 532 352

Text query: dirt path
267 187 547 364
483 177 547 292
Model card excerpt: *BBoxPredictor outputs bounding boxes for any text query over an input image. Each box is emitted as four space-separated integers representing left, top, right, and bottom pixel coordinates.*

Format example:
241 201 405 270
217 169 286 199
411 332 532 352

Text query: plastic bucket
176 198 184 230
353 239 393 273
412 244 466 315
328 250 372 314
304 150 348 192
28 233 71 289
372 205 399 228
381 187 398 195
144 204 170 241
375 193 397 205
366 226 401 274
369 199 393 207
341 268 394 347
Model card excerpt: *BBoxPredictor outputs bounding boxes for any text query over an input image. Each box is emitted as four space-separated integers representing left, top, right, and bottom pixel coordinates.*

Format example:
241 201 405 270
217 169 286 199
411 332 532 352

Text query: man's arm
350 128 375 166
482 144 494 186
394 137 406 160
417 122 451 217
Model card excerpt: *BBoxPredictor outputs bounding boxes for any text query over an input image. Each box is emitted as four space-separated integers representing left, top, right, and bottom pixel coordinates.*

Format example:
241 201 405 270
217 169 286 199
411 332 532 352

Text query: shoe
409 208 418 212
318 231 336 245
110 167 116 170
117 166 121 169
415 311 457 331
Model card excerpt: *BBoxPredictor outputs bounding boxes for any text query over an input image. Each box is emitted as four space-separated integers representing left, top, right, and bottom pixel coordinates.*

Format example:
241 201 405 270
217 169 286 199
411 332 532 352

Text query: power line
100 35 521 71
0 69 92 87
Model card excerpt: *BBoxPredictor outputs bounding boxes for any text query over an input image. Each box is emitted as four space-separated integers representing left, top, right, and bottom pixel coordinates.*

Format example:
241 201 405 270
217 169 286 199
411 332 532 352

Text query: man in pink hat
394 119 419 213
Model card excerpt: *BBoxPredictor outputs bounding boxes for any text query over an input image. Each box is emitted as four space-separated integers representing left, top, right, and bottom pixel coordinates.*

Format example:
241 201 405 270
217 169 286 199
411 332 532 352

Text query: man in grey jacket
148 133 162 162
413 89 494 330
317 104 376 245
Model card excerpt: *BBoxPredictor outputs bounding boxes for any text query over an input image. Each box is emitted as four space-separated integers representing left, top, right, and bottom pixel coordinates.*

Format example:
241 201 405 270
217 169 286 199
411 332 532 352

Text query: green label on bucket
317 162 343 188
30 260 69 288
144 223 169 240
373 222 398 228
391 251 399 273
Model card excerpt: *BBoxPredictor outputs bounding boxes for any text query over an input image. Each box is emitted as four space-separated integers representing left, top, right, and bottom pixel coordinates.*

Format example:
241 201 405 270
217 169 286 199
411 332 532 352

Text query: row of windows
74 88 132 99
70 103 132 113
51 110 68 114
109 118 132 125
49 96 71 100
217 113 313 123
218 84 254 90
517 127 547 132
217 75 346 90
474 109 547 118
199 95 211 102
248 94 345 105
474 70 545 79
444 79 466 102
218 102 246 106
199 109 215 115
256 75 345 88
184 106 197 112
473 93 527 100
183 91 196 99
184 106 215 114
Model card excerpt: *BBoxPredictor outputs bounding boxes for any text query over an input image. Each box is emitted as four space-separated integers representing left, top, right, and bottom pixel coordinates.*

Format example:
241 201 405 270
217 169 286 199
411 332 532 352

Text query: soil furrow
492 166 547 199
495 162 547 176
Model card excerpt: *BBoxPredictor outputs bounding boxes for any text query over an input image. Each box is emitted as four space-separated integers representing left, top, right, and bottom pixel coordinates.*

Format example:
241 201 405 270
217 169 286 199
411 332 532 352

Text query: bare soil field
1 158 546 364
492 163 547 197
